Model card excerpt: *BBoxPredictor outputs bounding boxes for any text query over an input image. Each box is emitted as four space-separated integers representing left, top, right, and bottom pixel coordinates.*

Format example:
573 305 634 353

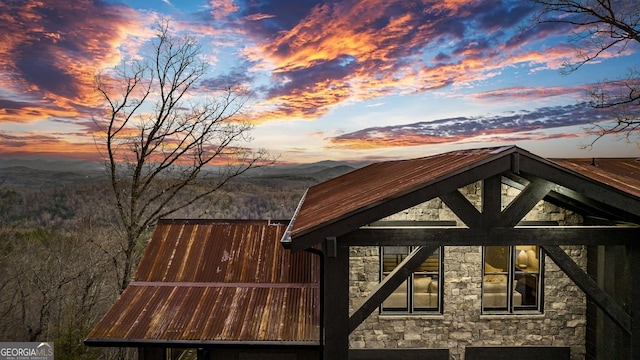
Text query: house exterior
87 145 640 360
347 184 586 359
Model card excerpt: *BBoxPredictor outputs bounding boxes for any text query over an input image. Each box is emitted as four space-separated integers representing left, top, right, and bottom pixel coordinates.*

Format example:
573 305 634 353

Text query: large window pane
382 278 408 309
381 246 441 313
483 245 542 313
514 245 540 309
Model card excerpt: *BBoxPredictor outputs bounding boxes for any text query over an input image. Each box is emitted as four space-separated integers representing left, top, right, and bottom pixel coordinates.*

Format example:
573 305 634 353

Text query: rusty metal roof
284 146 640 249
86 219 319 346
550 158 640 198
286 146 515 240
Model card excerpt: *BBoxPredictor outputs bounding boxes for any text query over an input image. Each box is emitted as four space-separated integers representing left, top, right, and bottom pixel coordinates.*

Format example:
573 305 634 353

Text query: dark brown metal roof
550 158 640 198
86 219 319 346
287 146 515 239
284 146 640 249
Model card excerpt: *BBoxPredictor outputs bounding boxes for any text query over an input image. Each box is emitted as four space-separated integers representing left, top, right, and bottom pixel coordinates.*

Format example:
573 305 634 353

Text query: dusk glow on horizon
0 0 638 164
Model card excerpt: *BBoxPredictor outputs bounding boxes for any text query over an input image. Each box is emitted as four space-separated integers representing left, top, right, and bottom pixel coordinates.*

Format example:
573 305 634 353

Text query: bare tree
529 0 640 146
95 19 272 291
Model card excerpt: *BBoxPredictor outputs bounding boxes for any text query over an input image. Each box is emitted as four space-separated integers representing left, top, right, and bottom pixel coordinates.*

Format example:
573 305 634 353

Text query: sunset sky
0 0 638 164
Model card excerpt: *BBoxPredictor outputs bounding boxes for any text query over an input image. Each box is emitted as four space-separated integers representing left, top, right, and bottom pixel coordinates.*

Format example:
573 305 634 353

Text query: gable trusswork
283 146 640 251
281 146 640 360
342 170 640 334
282 146 519 251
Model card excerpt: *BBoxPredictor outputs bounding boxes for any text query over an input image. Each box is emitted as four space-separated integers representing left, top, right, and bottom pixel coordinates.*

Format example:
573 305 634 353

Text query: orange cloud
209 0 239 20
472 85 591 102
241 0 583 124
326 133 467 150
0 0 144 125
0 132 104 161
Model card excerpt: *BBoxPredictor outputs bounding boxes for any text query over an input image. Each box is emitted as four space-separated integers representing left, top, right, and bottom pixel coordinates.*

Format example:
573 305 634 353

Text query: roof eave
84 338 320 348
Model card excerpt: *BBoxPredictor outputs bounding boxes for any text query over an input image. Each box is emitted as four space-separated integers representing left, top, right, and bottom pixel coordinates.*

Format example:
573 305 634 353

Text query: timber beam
341 226 640 247
542 245 632 334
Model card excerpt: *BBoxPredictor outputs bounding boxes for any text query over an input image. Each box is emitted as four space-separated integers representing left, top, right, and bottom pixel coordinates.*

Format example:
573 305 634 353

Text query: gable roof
550 157 640 198
283 145 640 251
86 219 320 347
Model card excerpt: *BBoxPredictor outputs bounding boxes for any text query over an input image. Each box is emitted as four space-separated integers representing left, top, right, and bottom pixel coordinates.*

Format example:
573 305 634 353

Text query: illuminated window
483 245 543 313
380 246 442 313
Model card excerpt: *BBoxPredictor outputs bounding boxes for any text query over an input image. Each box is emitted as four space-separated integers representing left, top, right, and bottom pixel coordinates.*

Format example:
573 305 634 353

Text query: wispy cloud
326 103 632 149
472 84 591 102
0 131 102 160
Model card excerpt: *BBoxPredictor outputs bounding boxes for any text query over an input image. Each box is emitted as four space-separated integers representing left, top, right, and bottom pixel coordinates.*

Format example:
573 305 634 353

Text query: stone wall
348 183 587 360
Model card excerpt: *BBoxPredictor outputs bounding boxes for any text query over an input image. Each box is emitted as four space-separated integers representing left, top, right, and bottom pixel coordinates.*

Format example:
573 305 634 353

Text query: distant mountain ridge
0 157 368 188
0 157 104 173
243 160 368 178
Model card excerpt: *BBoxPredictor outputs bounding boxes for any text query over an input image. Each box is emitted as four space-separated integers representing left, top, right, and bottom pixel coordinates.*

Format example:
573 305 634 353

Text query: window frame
379 245 443 314
166 348 199 360
482 245 544 314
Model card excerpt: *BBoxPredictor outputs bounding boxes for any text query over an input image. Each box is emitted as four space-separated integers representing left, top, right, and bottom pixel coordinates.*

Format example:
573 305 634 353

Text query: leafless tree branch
94 18 274 291
529 0 640 147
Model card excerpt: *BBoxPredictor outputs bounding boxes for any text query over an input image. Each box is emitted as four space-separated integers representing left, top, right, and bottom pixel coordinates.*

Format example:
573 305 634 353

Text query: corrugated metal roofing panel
288 146 514 238
88 285 319 342
87 219 319 344
550 158 640 199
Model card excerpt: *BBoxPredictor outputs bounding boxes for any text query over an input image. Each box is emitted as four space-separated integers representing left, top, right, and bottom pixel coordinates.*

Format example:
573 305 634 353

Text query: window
483 245 543 313
380 246 442 313
166 348 198 360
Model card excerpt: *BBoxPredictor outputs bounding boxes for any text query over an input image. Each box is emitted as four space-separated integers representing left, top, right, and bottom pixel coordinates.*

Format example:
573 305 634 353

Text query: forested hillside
0 162 355 359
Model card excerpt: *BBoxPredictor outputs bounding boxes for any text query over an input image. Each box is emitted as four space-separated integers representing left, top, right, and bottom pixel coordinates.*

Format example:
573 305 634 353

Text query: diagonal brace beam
499 178 553 227
542 245 631 334
440 190 482 228
348 245 440 333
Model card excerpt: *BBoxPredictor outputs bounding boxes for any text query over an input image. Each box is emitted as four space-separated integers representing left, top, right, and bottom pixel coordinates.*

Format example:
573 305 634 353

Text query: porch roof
85 219 320 347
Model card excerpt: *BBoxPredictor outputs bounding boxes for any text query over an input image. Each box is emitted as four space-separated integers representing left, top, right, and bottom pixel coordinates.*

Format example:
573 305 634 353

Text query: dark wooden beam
348 245 439 333
511 152 520 174
482 175 502 226
323 245 349 359
550 186 640 223
465 347 569 360
542 245 631 334
519 156 640 218
629 243 640 359
440 190 482 228
341 227 640 247
504 172 640 223
287 155 512 251
499 178 552 227
368 220 457 227
349 349 449 360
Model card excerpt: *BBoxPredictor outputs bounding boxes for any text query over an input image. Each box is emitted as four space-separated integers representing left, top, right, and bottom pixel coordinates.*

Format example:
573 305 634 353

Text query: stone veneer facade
348 183 587 360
